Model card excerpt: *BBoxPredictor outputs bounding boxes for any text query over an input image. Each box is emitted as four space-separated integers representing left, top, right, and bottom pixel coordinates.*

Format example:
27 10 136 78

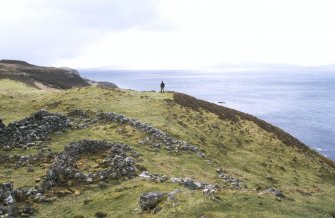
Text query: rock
152 206 161 214
171 177 219 195
22 207 34 215
171 177 202 190
197 152 206 158
264 188 285 198
2 182 13 191
0 182 31 217
83 198 93 205
217 171 243 189
140 171 168 183
3 146 11 151
27 167 34 173
94 211 108 218
168 189 180 201
202 184 217 195
183 178 202 190
4 195 14 205
98 181 108 188
139 171 150 179
72 215 85 218
139 192 166 210
74 190 81 196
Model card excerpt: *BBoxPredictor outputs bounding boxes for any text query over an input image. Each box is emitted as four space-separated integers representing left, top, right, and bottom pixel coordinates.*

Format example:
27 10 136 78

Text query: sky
1 0 335 70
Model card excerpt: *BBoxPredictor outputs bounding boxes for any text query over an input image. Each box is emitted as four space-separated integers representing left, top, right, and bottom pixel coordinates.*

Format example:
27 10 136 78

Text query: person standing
160 81 165 93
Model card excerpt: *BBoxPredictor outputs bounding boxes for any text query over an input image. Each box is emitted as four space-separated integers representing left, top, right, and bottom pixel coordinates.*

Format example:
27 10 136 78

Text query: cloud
0 0 166 65
1 0 335 69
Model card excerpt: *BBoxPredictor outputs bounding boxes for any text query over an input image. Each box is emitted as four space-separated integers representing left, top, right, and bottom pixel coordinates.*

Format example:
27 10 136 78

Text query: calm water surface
81 69 335 160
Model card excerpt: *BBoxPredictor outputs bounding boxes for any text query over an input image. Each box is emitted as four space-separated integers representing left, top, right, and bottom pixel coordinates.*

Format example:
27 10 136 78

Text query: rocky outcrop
41 140 138 190
0 110 69 150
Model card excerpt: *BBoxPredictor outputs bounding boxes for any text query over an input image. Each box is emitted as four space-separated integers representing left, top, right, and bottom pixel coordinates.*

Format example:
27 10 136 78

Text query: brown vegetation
173 92 335 169
0 59 89 89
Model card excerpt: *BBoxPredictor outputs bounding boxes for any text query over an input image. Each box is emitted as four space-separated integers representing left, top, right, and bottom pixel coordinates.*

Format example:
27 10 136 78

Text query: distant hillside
0 59 89 89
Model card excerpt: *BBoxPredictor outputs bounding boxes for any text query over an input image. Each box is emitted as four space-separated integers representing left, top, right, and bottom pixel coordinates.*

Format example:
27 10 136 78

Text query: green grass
1 79 335 217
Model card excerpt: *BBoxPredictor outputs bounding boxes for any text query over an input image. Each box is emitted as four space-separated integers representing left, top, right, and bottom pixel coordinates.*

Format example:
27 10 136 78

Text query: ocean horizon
80 69 335 161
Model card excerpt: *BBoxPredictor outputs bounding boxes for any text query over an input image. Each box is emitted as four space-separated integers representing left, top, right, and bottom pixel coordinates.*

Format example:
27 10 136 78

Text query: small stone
168 189 180 201
83 198 93 205
262 188 285 199
139 171 150 179
152 206 161 214
27 167 35 173
72 215 85 218
2 182 13 191
183 178 201 190
74 189 81 196
22 207 34 215
4 195 14 205
94 211 108 218
98 181 108 188
3 146 11 151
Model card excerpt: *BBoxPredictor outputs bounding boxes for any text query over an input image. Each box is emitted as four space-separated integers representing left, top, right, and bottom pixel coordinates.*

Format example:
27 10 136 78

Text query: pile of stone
139 171 168 183
67 109 91 118
0 110 69 150
97 112 202 154
259 187 286 200
217 168 243 189
0 151 56 167
0 182 35 217
41 140 138 190
171 177 217 195
67 109 100 129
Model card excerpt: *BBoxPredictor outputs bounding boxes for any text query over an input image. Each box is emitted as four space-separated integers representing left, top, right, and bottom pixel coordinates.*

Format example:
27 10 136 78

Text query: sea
80 69 335 161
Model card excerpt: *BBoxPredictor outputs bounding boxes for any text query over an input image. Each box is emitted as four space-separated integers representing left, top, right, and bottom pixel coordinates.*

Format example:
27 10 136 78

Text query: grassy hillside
0 79 335 218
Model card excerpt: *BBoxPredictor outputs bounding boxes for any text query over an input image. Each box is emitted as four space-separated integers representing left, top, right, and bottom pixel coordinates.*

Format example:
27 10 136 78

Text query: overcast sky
1 0 335 69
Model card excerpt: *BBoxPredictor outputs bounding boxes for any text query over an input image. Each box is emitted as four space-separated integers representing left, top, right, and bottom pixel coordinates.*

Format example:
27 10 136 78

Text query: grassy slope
0 79 334 218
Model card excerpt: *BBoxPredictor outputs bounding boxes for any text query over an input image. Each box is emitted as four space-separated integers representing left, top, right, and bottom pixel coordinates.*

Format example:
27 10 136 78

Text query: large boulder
139 192 166 210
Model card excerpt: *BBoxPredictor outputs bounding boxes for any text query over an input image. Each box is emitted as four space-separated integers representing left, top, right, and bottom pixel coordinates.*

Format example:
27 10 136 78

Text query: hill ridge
0 59 89 89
